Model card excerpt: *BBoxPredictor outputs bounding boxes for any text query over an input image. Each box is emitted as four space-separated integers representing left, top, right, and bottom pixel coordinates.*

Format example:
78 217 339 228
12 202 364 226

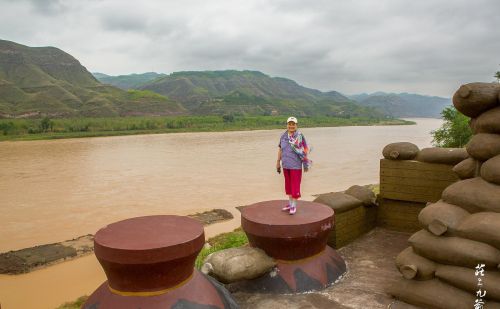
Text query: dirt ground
232 227 423 309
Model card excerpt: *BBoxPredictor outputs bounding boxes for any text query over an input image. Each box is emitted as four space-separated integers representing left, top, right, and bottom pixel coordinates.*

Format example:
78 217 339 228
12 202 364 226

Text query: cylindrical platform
83 215 238 309
238 200 347 293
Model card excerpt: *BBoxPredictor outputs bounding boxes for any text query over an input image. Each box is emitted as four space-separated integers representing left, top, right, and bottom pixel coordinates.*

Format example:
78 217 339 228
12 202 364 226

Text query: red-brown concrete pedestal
83 215 238 309
236 200 347 293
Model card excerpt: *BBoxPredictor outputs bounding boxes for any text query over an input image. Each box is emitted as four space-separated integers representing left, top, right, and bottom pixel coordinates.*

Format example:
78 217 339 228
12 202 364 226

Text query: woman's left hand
304 167 309 172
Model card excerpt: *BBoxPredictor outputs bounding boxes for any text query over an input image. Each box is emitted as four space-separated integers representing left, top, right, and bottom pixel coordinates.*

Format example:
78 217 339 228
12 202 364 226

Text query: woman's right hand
276 161 281 174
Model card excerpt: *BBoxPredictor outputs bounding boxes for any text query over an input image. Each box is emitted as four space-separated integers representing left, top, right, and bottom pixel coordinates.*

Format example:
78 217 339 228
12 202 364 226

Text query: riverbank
0 115 414 141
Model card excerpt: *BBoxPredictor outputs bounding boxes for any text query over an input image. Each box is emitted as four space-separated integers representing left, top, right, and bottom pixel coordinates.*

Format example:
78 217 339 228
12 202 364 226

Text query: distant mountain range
96 71 451 118
135 70 382 117
0 39 450 119
93 70 383 117
0 40 185 117
347 92 451 118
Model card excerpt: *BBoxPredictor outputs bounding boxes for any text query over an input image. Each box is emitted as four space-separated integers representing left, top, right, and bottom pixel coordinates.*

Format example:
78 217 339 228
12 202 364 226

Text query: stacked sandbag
344 185 376 207
415 147 469 165
395 247 436 280
382 141 468 165
313 192 363 213
382 142 420 160
201 247 276 284
453 157 482 179
389 82 500 309
417 200 469 236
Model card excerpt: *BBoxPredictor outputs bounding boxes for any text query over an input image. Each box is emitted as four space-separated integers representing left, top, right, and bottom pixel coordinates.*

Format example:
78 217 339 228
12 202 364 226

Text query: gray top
278 131 306 170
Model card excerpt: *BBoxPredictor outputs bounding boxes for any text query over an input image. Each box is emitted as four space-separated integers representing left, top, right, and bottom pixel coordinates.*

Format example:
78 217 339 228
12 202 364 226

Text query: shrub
0 121 14 135
431 106 472 148
222 114 235 123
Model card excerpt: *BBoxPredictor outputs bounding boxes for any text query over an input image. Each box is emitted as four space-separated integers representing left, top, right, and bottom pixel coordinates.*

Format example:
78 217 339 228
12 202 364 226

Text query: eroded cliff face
0 40 185 118
0 40 98 88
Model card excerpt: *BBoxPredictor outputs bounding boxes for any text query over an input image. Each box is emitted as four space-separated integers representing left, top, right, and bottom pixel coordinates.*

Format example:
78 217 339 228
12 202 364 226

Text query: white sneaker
289 206 296 215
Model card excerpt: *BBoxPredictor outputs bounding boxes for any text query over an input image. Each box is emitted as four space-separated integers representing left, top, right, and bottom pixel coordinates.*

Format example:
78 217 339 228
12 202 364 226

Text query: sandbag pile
313 186 377 248
312 185 376 215
389 82 500 309
382 142 469 166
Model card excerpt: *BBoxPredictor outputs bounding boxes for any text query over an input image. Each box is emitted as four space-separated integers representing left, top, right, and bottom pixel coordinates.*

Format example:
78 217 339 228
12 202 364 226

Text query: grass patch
0 115 415 141
195 228 248 269
55 296 88 309
367 184 380 195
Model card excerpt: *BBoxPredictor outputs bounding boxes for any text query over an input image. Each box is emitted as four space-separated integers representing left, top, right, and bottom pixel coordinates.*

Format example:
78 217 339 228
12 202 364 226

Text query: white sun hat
287 116 298 123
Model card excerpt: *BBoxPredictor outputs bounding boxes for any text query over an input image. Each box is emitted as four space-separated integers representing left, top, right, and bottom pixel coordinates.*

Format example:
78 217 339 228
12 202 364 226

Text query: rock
0 241 81 275
453 157 481 179
387 278 476 309
344 185 376 207
418 200 469 236
470 106 500 134
442 177 500 213
435 264 500 302
482 154 500 185
452 82 500 118
188 209 234 225
466 133 500 161
408 229 500 269
456 212 500 250
382 142 419 160
415 147 469 165
395 247 436 280
202 247 276 284
312 192 362 213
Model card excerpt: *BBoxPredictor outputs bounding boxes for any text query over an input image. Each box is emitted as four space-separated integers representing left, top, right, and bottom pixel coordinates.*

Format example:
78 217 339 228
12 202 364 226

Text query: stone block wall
377 159 459 233
328 205 377 249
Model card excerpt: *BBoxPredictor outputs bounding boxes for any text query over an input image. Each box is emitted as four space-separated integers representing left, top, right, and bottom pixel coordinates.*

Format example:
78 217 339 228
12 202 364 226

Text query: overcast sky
1 0 499 97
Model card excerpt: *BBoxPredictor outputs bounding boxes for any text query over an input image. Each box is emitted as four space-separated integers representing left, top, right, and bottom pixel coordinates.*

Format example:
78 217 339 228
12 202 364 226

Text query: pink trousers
283 168 302 199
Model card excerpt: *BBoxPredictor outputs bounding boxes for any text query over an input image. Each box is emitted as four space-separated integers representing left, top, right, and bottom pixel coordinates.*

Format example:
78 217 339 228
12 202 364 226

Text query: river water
0 118 442 308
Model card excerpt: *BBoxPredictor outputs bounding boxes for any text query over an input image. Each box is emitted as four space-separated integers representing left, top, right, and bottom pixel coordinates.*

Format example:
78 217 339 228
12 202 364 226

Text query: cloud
0 0 498 96
25 0 67 15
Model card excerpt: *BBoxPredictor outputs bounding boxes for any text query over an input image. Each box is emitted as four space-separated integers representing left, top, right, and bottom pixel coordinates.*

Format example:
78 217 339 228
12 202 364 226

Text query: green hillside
348 92 451 118
139 70 386 118
0 40 186 118
93 72 166 89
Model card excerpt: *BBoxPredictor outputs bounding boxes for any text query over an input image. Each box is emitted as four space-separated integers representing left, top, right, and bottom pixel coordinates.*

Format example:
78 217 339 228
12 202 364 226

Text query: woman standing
276 116 311 215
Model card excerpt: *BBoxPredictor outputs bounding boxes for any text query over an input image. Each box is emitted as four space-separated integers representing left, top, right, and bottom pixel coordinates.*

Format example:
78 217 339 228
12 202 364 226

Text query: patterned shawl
288 131 312 169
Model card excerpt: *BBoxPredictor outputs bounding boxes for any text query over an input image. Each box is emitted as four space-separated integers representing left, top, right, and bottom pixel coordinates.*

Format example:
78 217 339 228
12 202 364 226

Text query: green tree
431 106 472 148
39 117 54 133
495 71 500 83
